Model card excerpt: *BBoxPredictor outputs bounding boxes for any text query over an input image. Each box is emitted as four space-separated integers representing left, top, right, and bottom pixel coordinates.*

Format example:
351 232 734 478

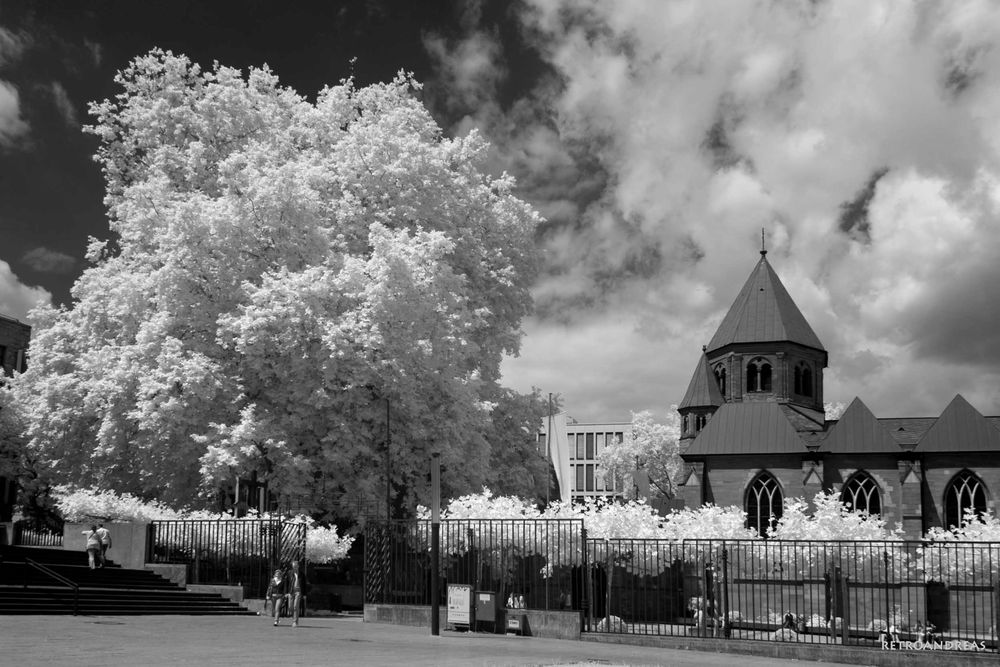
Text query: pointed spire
706 252 825 353
679 350 725 410
761 227 766 256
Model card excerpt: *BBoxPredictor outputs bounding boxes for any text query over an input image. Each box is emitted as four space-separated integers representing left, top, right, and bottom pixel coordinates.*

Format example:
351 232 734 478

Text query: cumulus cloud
47 81 77 127
442 1 1000 418
0 80 28 146
0 260 50 321
22 247 76 274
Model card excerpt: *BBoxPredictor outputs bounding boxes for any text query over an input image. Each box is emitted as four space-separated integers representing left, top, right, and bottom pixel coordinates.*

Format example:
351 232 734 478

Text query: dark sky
3 0 1000 420
0 0 497 307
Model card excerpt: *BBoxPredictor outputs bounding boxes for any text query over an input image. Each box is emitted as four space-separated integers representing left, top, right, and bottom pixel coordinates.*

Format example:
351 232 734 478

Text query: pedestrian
82 525 100 570
287 559 308 628
95 523 112 568
268 567 287 626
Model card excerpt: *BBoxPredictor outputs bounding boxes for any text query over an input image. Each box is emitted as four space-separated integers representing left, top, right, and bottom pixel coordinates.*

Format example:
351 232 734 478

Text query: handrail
24 557 79 615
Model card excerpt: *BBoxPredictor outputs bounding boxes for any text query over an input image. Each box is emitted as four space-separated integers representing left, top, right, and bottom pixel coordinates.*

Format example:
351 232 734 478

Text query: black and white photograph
1 2 999 665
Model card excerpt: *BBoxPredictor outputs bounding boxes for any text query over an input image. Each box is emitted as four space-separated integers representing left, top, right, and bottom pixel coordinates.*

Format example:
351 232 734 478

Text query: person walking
287 560 307 628
268 567 288 626
82 525 100 570
95 524 112 568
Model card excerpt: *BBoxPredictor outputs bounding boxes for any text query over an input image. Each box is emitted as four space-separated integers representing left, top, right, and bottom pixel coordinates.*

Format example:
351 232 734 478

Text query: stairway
0 546 255 615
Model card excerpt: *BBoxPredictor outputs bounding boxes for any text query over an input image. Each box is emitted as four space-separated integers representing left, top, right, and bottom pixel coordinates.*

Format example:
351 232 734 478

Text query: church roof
707 253 825 354
915 394 1000 453
684 402 808 456
678 351 725 410
820 397 900 454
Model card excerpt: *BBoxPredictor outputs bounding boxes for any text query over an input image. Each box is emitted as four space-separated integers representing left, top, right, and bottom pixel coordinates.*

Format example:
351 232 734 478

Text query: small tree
597 409 681 499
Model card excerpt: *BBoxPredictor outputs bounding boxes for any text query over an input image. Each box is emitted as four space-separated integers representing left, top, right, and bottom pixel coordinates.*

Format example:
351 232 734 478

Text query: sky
2 0 1000 424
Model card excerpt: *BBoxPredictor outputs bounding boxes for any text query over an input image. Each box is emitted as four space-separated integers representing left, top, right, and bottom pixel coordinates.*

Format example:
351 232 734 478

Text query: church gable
916 394 1000 453
683 402 808 456
679 351 724 409
820 397 899 454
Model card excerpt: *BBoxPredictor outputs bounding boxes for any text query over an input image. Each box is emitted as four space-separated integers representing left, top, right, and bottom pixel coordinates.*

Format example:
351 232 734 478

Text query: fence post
582 526 590 634
721 545 730 638
840 572 850 645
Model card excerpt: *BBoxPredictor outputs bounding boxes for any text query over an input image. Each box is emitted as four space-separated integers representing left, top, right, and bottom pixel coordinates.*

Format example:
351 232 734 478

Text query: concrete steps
0 546 254 616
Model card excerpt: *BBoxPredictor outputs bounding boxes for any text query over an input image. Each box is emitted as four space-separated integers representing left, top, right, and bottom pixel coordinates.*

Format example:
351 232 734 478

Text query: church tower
679 248 828 431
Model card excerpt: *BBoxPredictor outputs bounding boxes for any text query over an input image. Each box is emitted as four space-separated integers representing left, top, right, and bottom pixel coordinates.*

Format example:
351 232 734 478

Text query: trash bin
475 591 499 633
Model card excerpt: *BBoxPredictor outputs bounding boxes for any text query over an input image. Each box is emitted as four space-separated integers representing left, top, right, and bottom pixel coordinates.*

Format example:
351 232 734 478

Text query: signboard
446 584 472 625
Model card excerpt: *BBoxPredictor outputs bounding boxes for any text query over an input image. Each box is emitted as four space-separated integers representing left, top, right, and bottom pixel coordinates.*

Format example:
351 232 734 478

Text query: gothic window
695 414 706 430
746 472 783 537
746 358 772 392
714 364 727 395
945 470 988 529
841 472 881 515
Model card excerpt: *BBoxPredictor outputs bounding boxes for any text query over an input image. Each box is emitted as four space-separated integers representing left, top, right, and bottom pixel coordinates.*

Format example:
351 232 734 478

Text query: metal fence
585 539 1000 652
364 525 1000 653
146 519 306 598
12 520 63 547
364 519 588 611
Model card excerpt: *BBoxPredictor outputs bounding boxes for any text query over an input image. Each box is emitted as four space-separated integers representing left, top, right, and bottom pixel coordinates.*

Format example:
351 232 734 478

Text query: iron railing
364 519 588 612
146 519 306 598
12 520 63 547
584 538 999 652
364 525 1000 653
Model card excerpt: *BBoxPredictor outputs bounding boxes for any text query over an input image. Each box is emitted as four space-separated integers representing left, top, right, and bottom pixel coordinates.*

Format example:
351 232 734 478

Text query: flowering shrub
52 486 352 563
915 508 1000 584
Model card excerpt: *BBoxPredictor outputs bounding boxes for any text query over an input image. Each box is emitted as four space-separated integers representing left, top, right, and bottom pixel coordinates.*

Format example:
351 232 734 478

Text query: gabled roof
678 351 724 410
684 401 808 456
915 394 1000 453
820 397 900 454
707 253 825 353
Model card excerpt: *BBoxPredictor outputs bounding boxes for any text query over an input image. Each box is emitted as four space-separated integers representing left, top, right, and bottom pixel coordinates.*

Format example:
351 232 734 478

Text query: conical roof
915 394 1000 453
820 397 899 453
679 351 724 410
707 253 825 353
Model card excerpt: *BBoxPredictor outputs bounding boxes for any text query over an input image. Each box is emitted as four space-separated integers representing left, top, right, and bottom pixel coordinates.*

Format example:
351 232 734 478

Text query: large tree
11 50 541 514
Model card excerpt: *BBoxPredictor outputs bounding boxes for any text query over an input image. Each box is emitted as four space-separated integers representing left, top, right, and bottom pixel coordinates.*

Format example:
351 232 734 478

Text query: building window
747 358 772 393
945 470 988 528
576 465 585 493
841 472 881 515
586 433 594 460
576 434 585 460
695 414 706 431
714 364 727 396
794 362 813 397
682 415 689 433
746 472 782 537
586 464 594 492
567 434 575 459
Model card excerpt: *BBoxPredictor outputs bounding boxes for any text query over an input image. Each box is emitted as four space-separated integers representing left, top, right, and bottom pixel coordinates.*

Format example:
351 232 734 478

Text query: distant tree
11 50 540 514
597 409 682 499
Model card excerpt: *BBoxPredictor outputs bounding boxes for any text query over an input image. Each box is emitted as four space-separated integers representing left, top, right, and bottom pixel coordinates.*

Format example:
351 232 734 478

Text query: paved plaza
0 614 858 667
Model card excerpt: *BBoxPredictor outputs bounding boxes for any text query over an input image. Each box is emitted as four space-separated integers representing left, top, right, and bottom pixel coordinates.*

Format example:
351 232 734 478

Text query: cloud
0 80 28 146
47 81 78 127
0 260 50 321
428 0 1000 419
22 247 76 274
0 26 29 66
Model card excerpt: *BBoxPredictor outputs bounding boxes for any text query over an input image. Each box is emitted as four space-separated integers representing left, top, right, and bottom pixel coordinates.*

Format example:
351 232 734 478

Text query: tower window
695 414 707 430
746 471 783 537
841 472 881 515
747 358 772 392
793 362 813 397
714 364 727 396
945 470 988 529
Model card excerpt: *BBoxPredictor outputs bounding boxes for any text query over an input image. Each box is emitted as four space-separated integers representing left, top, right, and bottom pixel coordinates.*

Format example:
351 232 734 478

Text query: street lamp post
430 452 441 635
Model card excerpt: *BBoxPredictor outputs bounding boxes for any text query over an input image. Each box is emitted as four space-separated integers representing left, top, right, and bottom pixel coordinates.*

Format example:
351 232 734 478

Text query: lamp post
385 398 391 520
430 452 441 635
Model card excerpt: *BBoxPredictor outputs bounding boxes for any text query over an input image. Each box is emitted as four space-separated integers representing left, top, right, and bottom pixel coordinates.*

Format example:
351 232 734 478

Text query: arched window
945 470 988 528
801 365 813 398
746 358 772 392
746 472 783 537
682 415 689 433
695 414 706 430
714 364 727 396
793 366 802 395
841 472 881 515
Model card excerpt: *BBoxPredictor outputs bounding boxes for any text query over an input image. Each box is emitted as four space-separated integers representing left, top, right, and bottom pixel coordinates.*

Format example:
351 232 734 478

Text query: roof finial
760 227 767 256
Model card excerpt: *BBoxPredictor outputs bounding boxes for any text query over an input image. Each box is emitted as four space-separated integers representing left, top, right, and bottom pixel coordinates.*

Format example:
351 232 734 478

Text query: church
675 249 1000 539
